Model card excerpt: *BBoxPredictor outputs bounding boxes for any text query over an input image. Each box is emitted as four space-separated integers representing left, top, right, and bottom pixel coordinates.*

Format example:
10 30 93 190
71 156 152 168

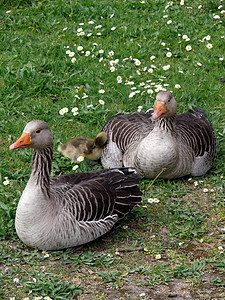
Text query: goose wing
51 168 142 221
102 112 154 152
175 107 218 160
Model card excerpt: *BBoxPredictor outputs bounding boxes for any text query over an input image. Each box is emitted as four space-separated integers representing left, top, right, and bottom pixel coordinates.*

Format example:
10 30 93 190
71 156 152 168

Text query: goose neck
155 116 175 132
30 146 53 196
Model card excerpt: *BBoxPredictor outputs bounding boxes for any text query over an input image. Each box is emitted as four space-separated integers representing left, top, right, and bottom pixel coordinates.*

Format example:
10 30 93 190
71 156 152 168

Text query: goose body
101 91 217 179
58 132 107 162
10 120 142 250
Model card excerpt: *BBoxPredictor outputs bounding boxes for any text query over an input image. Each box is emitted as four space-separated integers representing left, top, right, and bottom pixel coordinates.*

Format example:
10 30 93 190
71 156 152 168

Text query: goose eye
35 129 41 134
168 99 171 103
91 145 96 150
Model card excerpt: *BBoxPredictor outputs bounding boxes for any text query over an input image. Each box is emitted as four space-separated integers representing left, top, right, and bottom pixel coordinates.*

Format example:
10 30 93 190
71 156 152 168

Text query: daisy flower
59 107 68 115
167 20 172 24
203 188 209 193
134 59 141 66
175 84 181 89
163 64 170 70
71 107 78 113
71 57 76 63
108 50 114 56
72 165 79 171
123 225 128 229
150 55 156 60
180 0 184 5
129 92 136 98
117 76 122 83
182 34 188 40
99 49 104 54
140 293 146 297
66 50 71 55
197 62 202 66
99 99 105 105
87 104 93 109
166 52 172 57
77 156 84 162
206 43 212 49
110 66 116 72
161 42 166 46
155 254 161 260
77 46 83 51
185 45 192 51
137 106 143 112
99 89 105 94
3 177 9 185
88 20 94 24
111 26 116 31
85 51 91 56
147 89 154 94
218 246 223 250
95 24 102 29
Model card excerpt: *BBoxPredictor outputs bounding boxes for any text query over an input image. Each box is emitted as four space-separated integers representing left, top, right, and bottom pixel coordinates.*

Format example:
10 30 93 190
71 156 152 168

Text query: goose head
9 120 53 150
152 91 177 120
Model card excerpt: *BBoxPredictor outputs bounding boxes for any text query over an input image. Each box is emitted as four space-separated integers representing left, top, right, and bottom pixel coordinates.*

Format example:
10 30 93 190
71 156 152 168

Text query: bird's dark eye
91 145 96 150
35 129 41 134
168 99 171 102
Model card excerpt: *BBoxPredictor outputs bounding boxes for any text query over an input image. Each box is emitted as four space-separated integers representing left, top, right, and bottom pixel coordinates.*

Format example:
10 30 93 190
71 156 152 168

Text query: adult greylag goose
9 120 142 250
58 132 107 163
101 91 217 179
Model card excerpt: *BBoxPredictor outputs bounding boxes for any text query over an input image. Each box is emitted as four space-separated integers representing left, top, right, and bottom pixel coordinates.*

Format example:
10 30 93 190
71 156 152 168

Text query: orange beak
9 132 31 150
152 102 166 120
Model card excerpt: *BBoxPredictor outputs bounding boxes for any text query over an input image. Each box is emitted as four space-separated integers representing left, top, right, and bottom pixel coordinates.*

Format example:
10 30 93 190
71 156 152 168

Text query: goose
57 132 107 163
101 91 217 179
9 120 142 250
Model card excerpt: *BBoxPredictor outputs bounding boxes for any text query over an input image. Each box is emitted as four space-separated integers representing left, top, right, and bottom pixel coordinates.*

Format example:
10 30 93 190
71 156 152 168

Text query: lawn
0 0 224 299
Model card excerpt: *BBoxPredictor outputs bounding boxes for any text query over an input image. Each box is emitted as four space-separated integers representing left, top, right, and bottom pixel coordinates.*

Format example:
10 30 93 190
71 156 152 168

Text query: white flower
206 43 212 49
77 28 83 33
87 33 92 37
155 254 161 259
95 25 102 29
87 104 93 109
218 246 223 250
110 66 116 72
163 64 170 70
129 92 136 98
62 27 68 31
85 51 91 56
72 165 79 171
123 225 128 229
99 49 104 54
148 198 154 203
205 35 211 40
166 52 172 57
180 0 184 5
117 76 122 83
182 34 188 40
3 177 9 185
167 20 172 24
163 15 168 18
203 188 209 193
147 89 154 94
134 59 141 66
219 57 224 61
111 26 116 31
71 107 78 113
153 198 160 203
77 46 83 51
194 181 198 186
77 156 84 162
213 15 220 19
150 55 156 60
185 45 192 51
13 278 19 283
161 42 166 46
6 10 11 13
66 50 71 55
175 84 181 89
88 20 94 24
96 32 102 36
59 107 68 115
137 106 143 112
71 57 76 63
99 89 105 94
197 62 202 66
140 293 146 297
99 99 105 105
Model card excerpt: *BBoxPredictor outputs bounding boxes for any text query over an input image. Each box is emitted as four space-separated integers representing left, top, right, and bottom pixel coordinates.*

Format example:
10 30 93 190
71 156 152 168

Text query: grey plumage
101 91 217 179
10 120 142 250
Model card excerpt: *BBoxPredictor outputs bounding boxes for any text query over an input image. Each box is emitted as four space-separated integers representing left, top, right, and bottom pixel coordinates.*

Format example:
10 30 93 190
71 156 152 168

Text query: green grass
0 0 225 299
